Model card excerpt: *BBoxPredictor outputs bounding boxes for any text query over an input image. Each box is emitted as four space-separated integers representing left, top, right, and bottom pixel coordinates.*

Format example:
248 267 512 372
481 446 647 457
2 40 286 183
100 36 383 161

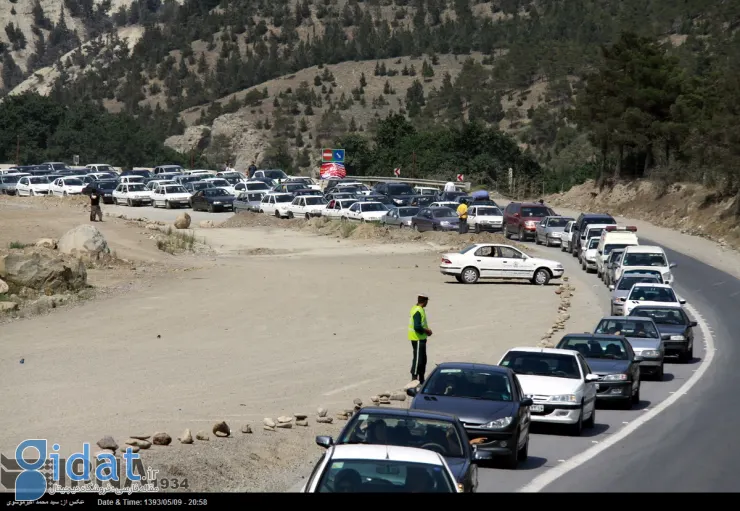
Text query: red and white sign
456 174 464 182
320 162 346 179
393 167 401 177
322 149 334 162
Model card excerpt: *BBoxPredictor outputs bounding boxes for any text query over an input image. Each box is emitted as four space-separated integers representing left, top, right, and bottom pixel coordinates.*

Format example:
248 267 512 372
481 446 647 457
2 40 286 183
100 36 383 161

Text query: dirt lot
0 196 591 492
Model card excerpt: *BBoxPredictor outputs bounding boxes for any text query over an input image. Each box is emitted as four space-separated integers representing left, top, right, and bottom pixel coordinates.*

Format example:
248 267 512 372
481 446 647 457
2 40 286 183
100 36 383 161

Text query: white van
614 245 676 285
596 226 640 277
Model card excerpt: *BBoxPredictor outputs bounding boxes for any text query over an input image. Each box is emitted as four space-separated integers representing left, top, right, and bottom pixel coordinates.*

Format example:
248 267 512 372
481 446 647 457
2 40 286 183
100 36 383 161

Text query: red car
503 202 556 241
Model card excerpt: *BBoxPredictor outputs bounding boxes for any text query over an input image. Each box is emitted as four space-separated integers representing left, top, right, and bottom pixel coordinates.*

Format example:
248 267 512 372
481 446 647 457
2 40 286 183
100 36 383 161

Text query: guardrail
343 175 472 192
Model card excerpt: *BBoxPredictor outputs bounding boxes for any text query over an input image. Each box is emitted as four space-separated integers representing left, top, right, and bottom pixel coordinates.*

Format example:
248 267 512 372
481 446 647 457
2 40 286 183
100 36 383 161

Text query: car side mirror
406 387 418 397
585 374 600 382
679 299 686 304
634 356 643 363
661 334 671 341
669 263 677 269
472 449 493 462
315 436 333 449
690 321 698 327
521 398 533 407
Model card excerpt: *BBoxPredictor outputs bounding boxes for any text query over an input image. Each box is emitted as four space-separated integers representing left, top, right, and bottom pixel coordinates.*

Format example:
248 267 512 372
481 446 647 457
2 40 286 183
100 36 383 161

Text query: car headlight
549 394 577 403
213 201 221 204
405 220 412 225
555 264 563 269
440 221 451 226
484 417 513 429
602 374 627 381
525 221 536 228
670 335 685 341
662 272 672 281
640 350 661 358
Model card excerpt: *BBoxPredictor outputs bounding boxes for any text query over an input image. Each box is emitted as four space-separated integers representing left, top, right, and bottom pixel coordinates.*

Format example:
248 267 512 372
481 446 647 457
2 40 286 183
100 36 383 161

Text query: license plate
530 404 544 412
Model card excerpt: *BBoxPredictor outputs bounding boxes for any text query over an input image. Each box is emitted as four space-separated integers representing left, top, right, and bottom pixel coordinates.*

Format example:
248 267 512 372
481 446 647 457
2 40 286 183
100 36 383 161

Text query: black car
372 182 416 207
629 305 697 362
190 188 234 212
408 362 532 469
362 193 397 209
409 195 435 207
438 191 467 202
556 334 641 409
571 213 617 256
410 207 460 232
121 169 153 179
316 407 491 492
82 180 118 203
292 188 320 197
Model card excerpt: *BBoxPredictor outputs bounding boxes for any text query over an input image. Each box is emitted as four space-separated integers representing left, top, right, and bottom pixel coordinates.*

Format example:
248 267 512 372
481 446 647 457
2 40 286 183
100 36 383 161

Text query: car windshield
126 176 144 182
617 276 660 290
520 206 552 217
624 269 662 280
547 217 571 227
417 189 438 195
595 319 659 338
560 337 629 360
630 308 687 326
179 176 200 183
209 179 229 187
423 367 514 402
244 193 263 201
95 166 114 172
205 188 231 196
398 207 420 217
432 208 455 218
604 244 632 255
301 197 322 205
2 176 21 183
128 185 146 192
193 182 212 190
96 181 116 189
339 200 357 208
275 195 293 203
609 251 624 262
337 415 464 458
588 238 599 249
584 217 615 226
29 177 49 184
477 207 502 216
361 203 388 211
63 179 83 186
623 253 668 267
317 459 455 493
500 352 580 379
265 170 288 179
459 245 477 254
628 286 677 303
387 184 414 195
164 186 187 193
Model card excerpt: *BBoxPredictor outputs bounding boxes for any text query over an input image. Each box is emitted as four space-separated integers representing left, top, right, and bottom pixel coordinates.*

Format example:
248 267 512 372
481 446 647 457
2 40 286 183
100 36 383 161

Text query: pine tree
299 117 309 131
359 72 367 87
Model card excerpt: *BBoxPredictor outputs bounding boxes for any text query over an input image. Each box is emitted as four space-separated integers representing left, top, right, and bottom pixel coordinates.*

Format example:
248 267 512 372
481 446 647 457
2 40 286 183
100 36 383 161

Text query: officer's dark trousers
410 340 428 383
458 220 468 234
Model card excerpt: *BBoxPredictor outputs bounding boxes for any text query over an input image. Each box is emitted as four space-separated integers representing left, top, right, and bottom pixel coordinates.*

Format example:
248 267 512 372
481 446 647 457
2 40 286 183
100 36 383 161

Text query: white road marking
622 421 629 424
518 303 715 492
323 379 375 396
712 281 725 286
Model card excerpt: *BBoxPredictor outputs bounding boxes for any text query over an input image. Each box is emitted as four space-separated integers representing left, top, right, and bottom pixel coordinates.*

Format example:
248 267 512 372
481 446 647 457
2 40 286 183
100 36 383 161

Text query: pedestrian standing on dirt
89 188 102 222
408 294 432 385
456 199 469 234
248 161 257 178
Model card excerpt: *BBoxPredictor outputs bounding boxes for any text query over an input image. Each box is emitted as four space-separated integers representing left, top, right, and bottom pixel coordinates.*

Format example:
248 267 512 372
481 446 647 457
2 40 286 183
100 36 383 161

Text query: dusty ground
0 196 586 492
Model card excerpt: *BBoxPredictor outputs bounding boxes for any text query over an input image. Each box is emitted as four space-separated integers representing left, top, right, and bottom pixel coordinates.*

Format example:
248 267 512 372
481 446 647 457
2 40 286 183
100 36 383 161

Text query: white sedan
343 201 389 222
50 177 85 196
322 198 357 219
439 243 565 285
151 184 192 209
287 195 327 219
430 201 459 209
259 192 293 217
300 444 460 493
112 183 153 206
145 179 176 192
16 176 51 196
498 347 599 436
466 205 503 233
201 178 236 195
622 283 686 316
581 237 601 273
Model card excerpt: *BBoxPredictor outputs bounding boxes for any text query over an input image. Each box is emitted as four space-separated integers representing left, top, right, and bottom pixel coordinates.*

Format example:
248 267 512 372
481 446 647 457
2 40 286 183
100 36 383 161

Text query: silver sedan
535 216 575 246
381 206 420 228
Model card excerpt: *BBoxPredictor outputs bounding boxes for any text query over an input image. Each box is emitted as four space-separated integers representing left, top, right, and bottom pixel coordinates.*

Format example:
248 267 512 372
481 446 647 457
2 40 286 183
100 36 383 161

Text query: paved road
475 237 708 491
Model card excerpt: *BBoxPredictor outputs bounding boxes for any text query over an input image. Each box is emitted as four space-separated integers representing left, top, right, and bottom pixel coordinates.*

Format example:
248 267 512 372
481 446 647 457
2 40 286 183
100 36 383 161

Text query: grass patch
339 222 358 238
0 293 11 302
8 241 29 249
156 227 197 254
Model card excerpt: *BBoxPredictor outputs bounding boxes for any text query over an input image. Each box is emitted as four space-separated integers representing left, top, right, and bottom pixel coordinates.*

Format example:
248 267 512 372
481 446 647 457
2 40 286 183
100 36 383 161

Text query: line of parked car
299 202 697 493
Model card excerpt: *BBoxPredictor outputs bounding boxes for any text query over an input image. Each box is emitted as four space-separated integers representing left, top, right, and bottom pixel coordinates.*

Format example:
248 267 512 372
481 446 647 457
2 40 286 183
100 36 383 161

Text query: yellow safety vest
457 203 468 220
408 305 428 341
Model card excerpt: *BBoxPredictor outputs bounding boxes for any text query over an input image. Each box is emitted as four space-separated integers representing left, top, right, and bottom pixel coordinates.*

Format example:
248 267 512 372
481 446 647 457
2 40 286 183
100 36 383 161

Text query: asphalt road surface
475 238 710 491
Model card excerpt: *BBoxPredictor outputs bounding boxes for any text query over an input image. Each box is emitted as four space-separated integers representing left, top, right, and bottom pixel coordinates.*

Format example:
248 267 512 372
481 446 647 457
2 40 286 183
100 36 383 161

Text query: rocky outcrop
174 213 191 229
58 225 109 260
0 252 87 296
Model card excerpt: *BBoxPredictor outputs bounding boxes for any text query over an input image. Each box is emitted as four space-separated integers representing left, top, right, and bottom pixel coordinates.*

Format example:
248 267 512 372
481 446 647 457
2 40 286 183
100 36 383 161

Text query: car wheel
274 210 280 218
584 405 596 428
568 406 584 436
63 191 68 196
504 225 511 239
461 266 479 284
259 209 263 213
432 223 437 231
535 233 541 245
474 224 480 234
454 275 464 283
165 200 171 209
413 223 419 232
684 343 694 363
516 436 529 462
532 268 551 286
655 364 664 381
518 227 525 241
632 383 641 405
503 431 519 469
207 204 214 213
127 199 132 207
287 212 294 219
305 213 311 220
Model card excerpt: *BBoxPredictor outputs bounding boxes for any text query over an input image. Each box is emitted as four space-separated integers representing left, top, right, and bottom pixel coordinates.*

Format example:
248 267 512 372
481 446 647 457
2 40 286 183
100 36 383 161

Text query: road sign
456 174 464 182
73 155 79 165
322 148 345 163
393 167 401 177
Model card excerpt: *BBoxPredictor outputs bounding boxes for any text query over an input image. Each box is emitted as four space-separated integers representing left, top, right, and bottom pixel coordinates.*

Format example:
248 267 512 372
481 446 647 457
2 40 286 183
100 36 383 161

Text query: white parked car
50 177 85 196
287 195 327 219
85 163 116 174
580 236 601 273
153 164 184 175
560 220 576 253
429 201 459 209
16 175 51 196
119 175 145 185
300 444 460 493
439 243 564 285
414 186 440 196
234 180 272 194
622 282 685 316
201 178 235 195
145 180 175 192
259 192 293 217
343 201 389 222
151 184 192 209
113 183 153 206
322 198 358 219
184 169 215 178
466 205 503 233
498 347 599 436
595 226 639 278
85 172 117 181
614 245 676 285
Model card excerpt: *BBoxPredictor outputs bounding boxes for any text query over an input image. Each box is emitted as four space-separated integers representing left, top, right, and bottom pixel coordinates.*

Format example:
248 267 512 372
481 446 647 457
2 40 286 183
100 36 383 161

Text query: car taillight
441 258 452 264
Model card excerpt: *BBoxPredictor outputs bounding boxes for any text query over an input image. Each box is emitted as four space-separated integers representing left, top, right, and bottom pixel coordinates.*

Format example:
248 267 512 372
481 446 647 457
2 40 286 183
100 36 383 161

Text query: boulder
0 278 8 294
125 439 151 449
152 432 172 446
277 416 293 424
389 392 406 401
179 429 193 444
35 238 57 249
294 414 307 421
174 213 191 230
317 407 328 417
212 421 230 437
295 420 308 427
199 220 214 228
241 424 253 434
58 225 109 259
195 431 210 441
370 396 380 404
316 416 333 424
276 422 292 429
263 418 276 428
0 252 87 295
120 445 140 454
353 398 363 406
96 436 118 451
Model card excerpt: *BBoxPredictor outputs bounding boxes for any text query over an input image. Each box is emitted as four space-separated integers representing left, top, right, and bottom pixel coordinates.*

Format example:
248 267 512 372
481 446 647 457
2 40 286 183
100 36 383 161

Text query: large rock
174 213 191 229
35 238 58 249
58 225 109 259
0 278 8 294
0 252 87 295
152 432 172 446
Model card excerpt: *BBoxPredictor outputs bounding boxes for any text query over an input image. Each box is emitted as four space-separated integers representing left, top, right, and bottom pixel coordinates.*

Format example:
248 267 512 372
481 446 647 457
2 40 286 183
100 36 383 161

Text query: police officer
89 188 102 222
408 294 432 384
456 199 469 234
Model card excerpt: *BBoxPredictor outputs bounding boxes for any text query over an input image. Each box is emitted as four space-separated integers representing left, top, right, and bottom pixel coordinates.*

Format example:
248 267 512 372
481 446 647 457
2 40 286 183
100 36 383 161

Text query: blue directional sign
332 149 345 162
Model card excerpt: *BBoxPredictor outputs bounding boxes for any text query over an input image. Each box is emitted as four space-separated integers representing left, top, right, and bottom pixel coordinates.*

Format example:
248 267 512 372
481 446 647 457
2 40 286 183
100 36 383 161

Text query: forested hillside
1 0 738 204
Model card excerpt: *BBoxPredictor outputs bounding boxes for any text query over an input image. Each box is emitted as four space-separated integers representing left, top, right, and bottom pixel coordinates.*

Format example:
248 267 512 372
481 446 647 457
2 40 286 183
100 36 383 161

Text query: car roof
601 315 659 323
297 195 324 199
505 346 579 356
355 406 459 422
580 213 614 218
510 201 546 207
560 333 627 342
619 272 659 278
330 444 444 464
436 361 512 374
624 245 665 253
631 282 672 289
